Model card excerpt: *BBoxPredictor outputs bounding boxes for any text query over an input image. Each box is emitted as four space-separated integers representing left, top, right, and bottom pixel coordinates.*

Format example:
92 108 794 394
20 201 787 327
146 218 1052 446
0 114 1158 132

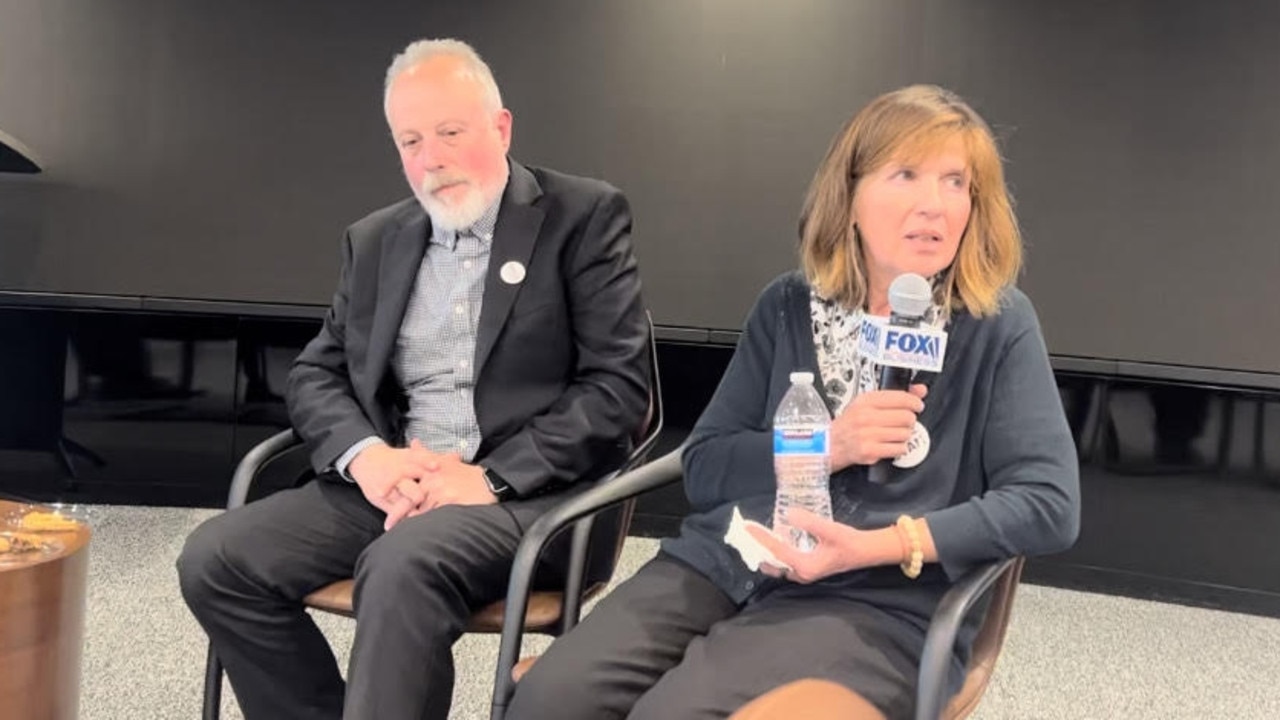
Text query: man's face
385 57 512 231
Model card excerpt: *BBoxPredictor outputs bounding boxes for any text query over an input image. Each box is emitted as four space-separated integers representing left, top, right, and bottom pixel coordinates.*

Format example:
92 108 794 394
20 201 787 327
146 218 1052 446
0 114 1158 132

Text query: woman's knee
508 594 685 717
506 646 619 720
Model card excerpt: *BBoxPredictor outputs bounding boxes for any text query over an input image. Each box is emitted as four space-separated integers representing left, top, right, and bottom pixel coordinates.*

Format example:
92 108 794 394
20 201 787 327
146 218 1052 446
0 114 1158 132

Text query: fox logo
885 330 941 362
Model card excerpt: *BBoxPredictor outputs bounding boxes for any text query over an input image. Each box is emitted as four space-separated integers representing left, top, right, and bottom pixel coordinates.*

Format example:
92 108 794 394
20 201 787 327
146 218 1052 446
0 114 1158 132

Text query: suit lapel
474 161 544 374
365 205 428 393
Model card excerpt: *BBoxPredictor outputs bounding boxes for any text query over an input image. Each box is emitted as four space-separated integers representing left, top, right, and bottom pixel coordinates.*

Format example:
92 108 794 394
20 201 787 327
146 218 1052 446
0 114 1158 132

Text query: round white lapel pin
500 261 526 285
893 421 931 469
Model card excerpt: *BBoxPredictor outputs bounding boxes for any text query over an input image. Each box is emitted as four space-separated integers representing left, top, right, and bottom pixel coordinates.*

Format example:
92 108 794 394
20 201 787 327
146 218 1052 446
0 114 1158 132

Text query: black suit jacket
286 161 650 496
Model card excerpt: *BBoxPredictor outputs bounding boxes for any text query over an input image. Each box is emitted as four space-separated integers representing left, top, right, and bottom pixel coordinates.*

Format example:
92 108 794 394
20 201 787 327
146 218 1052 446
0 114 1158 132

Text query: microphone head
888 273 932 318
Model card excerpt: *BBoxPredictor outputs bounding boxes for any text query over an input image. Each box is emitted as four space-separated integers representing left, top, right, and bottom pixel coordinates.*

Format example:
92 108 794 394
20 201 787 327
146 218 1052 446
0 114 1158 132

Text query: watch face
484 470 508 497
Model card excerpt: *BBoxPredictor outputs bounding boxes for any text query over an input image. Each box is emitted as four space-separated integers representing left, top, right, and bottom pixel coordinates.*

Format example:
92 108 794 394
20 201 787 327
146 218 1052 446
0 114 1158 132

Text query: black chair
201 319 663 720
490 447 1023 720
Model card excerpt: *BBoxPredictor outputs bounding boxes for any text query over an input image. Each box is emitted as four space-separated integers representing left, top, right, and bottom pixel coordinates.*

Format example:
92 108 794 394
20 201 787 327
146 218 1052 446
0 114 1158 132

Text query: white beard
415 179 491 233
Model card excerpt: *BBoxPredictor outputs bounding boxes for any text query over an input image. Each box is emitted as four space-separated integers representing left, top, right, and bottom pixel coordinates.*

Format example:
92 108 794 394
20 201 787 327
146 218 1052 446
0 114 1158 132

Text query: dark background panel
0 0 414 304
2 0 1279 372
0 307 238 506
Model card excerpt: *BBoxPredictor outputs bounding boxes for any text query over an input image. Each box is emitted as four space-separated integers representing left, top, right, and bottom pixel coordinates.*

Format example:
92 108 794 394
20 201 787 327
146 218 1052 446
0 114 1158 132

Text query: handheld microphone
857 273 946 382
858 273 947 479
878 274 934 391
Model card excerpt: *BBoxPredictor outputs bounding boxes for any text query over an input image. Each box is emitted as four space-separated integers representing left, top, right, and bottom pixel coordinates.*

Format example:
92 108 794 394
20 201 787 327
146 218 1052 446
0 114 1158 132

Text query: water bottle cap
789 371 814 384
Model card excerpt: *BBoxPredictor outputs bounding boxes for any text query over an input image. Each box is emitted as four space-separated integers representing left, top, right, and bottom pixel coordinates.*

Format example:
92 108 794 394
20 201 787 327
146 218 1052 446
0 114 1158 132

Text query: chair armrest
226 428 302 510
914 557 1017 720
490 446 685 717
544 447 684 532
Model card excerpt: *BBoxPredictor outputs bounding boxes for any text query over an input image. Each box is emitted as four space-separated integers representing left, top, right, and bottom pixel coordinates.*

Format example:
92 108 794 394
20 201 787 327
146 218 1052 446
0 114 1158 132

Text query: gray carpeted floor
76 505 1280 719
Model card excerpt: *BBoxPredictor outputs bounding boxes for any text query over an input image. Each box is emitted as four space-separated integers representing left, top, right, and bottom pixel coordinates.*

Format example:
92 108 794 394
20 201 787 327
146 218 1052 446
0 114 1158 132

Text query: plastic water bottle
773 371 833 552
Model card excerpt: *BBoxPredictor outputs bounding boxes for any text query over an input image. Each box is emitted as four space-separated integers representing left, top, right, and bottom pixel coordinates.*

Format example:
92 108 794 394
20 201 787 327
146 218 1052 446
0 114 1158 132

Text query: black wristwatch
482 467 515 501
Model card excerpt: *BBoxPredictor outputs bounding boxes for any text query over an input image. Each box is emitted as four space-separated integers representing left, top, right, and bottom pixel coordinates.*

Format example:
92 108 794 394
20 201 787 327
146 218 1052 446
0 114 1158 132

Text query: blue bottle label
773 428 828 454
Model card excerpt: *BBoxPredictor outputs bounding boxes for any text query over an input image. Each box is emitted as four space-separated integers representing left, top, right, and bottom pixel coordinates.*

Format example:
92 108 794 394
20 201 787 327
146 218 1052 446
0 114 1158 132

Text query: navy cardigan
662 271 1080 614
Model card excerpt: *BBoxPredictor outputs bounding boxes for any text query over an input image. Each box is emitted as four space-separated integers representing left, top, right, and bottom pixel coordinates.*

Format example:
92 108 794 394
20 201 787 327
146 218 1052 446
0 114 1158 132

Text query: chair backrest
942 557 1025 719
598 318 664 579
578 316 664 589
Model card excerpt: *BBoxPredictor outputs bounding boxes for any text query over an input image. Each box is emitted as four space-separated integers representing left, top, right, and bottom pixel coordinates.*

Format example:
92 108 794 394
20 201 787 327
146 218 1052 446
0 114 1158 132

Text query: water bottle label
773 428 828 454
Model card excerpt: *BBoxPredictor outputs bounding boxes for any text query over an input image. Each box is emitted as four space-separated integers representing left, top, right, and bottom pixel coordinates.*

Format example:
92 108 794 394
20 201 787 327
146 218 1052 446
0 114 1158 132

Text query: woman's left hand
746 509 870 583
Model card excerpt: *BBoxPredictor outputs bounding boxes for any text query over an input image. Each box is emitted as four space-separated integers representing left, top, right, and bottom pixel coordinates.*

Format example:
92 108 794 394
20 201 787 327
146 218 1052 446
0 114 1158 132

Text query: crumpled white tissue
723 506 792 572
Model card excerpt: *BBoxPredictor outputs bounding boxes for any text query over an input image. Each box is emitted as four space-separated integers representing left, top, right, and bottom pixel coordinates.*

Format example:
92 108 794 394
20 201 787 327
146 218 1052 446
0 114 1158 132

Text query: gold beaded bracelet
895 515 924 579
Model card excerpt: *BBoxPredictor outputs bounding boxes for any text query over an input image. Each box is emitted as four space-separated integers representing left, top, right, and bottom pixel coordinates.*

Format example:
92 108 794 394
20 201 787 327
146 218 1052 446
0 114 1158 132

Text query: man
177 38 649 720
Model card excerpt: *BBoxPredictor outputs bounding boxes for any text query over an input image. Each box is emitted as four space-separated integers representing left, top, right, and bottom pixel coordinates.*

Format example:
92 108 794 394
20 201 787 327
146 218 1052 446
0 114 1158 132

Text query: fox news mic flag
857 273 946 377
857 317 947 374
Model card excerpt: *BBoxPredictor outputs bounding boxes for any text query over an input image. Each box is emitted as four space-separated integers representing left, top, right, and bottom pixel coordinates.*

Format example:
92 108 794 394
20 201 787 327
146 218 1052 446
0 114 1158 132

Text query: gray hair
383 38 503 113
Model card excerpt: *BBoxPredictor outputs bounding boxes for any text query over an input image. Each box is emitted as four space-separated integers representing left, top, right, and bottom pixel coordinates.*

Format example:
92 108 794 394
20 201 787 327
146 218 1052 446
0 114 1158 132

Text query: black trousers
507 554 924 720
177 476 567 720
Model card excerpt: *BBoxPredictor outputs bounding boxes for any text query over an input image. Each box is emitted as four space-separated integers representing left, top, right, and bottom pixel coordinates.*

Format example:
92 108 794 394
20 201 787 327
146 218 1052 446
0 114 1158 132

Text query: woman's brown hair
798 85 1021 316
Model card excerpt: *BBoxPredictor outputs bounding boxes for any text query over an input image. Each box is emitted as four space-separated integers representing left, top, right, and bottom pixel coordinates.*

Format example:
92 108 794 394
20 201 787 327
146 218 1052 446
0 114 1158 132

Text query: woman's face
852 136 972 299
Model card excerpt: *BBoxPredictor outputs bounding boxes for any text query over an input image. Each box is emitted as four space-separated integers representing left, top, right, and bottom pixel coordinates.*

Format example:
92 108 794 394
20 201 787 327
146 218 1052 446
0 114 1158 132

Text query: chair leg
62 436 106 467
203 643 223 720
54 439 79 481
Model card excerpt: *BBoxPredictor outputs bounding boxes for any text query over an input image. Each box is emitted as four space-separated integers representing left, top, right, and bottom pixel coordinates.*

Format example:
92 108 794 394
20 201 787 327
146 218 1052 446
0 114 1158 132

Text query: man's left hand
746 509 869 584
399 453 498 521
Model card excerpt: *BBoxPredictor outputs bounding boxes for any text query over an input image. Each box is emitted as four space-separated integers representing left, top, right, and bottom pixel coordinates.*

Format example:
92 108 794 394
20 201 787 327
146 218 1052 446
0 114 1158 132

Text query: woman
507 85 1079 720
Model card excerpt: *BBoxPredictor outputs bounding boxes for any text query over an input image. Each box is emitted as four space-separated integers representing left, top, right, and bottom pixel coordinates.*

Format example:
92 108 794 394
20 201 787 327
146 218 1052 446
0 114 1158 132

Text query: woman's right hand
828 384 927 470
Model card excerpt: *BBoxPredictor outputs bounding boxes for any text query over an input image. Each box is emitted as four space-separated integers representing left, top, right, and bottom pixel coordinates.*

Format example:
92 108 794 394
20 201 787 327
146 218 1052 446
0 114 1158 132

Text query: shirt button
459 359 469 369
454 304 464 315
482 233 492 241
463 260 473 270
459 439 469 450
745 580 756 590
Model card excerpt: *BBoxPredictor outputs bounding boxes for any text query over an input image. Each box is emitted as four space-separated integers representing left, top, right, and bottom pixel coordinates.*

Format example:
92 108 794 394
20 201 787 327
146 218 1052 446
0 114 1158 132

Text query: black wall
2 1 1280 379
